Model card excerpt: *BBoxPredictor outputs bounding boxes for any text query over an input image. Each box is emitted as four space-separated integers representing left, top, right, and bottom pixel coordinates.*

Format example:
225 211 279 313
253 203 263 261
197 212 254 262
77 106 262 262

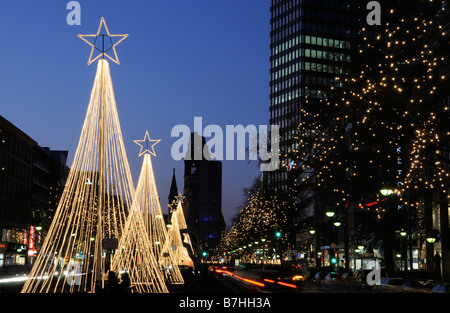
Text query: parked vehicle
431 283 450 293
401 279 434 293
351 269 375 292
372 277 406 293
311 271 329 287
322 272 340 288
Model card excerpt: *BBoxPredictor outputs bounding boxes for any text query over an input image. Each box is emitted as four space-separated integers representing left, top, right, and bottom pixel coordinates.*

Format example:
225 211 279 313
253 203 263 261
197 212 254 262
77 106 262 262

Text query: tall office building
268 0 446 271
268 0 362 194
0 115 68 266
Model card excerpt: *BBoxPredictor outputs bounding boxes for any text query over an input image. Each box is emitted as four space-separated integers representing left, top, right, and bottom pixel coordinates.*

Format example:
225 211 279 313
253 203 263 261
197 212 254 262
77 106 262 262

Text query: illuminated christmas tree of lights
109 150 169 293
132 132 184 285
163 199 194 269
174 196 195 261
22 19 134 293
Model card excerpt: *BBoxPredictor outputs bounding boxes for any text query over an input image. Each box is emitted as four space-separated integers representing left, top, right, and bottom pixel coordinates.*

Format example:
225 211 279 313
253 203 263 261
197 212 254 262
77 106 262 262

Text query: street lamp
309 227 316 235
426 236 436 243
380 181 394 196
380 188 394 196
333 220 341 227
325 210 335 218
400 229 407 237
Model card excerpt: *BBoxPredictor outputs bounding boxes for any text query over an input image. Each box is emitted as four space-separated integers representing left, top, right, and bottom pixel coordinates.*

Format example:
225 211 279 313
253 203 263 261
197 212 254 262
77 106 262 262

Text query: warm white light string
165 201 194 268
110 199 168 293
132 153 184 284
22 59 135 293
175 200 194 257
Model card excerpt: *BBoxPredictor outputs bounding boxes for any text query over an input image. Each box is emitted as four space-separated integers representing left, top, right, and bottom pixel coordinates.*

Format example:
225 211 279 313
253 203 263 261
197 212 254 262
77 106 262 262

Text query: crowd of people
103 270 132 293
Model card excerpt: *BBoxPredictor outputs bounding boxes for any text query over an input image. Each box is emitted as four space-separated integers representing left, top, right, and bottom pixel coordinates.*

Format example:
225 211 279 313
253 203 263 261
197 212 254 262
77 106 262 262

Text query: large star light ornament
78 17 128 65
134 131 161 157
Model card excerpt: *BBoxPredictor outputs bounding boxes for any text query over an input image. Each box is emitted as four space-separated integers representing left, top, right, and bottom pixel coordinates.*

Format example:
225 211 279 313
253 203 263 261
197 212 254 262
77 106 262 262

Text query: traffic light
331 257 338 264
202 251 208 257
275 231 282 238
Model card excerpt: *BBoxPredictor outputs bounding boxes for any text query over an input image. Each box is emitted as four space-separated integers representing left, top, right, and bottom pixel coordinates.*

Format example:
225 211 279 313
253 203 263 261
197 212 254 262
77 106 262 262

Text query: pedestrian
434 251 442 280
106 270 120 293
118 271 131 293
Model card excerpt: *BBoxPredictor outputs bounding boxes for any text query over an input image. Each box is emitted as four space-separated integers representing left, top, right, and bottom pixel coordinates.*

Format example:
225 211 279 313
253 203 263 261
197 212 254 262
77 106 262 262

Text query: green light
331 257 337 264
202 251 207 257
275 231 282 238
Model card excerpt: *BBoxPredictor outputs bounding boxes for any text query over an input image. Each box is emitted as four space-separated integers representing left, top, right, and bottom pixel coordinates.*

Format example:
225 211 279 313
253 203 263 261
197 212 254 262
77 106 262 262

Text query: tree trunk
440 190 450 282
344 206 350 271
381 209 396 277
424 192 435 274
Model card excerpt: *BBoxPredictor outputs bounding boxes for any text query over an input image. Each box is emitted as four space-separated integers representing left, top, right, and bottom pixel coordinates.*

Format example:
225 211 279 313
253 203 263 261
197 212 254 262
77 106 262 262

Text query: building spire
168 168 178 211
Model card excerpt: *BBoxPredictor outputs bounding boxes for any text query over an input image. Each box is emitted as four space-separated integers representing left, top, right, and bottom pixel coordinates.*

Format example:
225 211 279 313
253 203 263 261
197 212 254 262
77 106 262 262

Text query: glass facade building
268 0 363 194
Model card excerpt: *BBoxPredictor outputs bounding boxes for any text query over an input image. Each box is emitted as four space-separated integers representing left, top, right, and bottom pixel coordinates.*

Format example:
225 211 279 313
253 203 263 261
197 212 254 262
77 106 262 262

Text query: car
350 269 375 292
401 279 433 293
311 271 329 286
372 277 406 293
431 283 450 293
322 272 340 288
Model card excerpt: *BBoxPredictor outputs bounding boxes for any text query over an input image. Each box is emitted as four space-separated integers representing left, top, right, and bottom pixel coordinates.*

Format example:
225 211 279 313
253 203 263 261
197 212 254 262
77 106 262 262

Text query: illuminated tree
110 196 168 293
22 58 135 293
164 200 194 269
131 134 184 285
214 178 287 259
289 1 449 274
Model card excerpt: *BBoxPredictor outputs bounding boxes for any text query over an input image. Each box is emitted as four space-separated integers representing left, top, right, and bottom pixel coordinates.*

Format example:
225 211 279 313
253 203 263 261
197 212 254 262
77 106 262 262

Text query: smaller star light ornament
78 17 128 65
177 193 186 204
169 193 186 214
134 130 161 157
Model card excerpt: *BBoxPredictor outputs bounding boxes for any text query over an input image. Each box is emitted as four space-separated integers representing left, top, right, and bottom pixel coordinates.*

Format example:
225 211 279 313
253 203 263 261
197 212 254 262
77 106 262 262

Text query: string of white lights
134 153 184 284
22 59 135 293
165 201 194 268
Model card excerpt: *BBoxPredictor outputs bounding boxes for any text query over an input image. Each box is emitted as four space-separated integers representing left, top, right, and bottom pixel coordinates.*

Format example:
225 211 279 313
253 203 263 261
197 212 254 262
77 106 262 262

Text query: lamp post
309 227 316 268
400 229 407 271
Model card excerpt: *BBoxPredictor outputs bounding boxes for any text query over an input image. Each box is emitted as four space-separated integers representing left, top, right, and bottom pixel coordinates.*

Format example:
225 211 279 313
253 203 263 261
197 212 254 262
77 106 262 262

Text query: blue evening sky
0 1 271 226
